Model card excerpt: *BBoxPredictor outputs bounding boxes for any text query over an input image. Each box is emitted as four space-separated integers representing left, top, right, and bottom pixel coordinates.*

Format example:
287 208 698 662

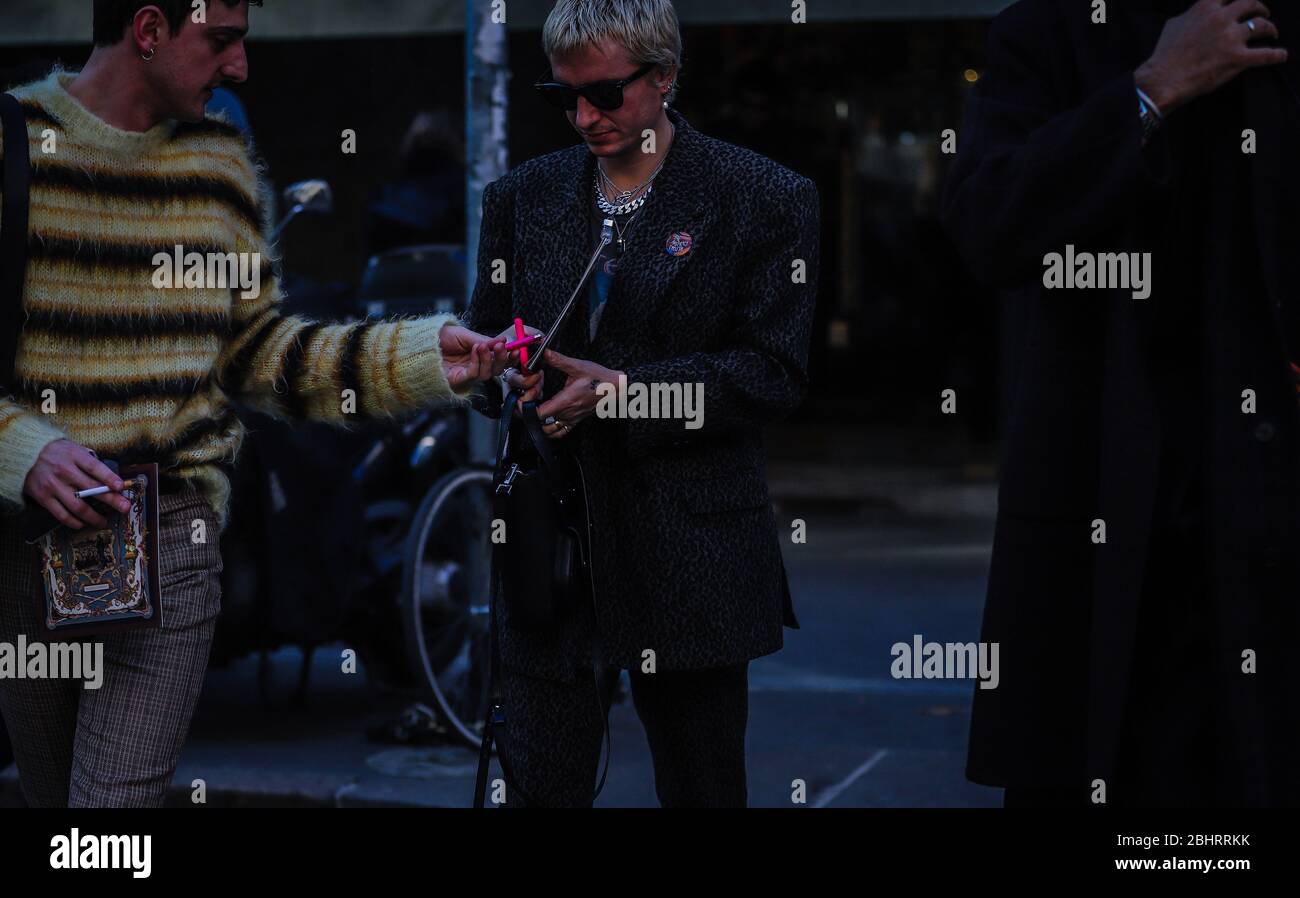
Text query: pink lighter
513 318 530 369
503 333 543 352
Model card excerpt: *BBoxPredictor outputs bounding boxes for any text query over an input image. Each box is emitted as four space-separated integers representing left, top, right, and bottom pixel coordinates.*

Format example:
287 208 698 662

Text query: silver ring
558 422 571 434
1247 18 1257 32
543 416 557 426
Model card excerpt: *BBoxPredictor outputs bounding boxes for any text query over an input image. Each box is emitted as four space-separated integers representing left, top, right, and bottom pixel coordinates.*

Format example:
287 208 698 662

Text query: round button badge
665 231 693 257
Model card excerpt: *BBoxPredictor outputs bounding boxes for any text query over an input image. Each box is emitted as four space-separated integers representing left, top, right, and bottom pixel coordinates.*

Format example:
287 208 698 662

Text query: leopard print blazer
466 107 820 682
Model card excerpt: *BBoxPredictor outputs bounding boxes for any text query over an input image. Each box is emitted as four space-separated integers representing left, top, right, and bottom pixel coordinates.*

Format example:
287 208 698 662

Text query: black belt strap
474 556 533 808
0 93 31 393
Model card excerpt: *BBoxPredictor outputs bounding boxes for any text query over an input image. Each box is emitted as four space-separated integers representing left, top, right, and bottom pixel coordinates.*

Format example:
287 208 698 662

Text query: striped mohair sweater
0 70 470 526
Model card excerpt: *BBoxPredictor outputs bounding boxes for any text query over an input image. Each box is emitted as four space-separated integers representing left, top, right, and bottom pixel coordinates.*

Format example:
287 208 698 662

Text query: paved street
752 511 1002 808
1 507 1004 808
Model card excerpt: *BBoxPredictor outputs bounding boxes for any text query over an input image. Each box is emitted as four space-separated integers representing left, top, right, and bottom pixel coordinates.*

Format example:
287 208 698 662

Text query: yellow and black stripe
0 69 469 526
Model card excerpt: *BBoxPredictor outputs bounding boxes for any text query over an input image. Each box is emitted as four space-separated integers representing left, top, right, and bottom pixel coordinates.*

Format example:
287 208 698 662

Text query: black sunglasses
534 63 657 111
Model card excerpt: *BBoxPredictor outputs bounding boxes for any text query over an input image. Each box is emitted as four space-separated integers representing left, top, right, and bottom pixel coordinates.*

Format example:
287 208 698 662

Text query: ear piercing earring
141 47 155 61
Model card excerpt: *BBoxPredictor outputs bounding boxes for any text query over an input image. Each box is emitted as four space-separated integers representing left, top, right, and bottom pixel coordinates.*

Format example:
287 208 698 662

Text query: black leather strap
0 93 31 392
521 401 561 480
495 389 573 507
474 557 534 808
477 398 540 808
494 388 521 461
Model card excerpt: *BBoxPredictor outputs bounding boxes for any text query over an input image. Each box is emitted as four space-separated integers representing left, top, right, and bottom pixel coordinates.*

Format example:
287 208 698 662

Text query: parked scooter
214 181 496 747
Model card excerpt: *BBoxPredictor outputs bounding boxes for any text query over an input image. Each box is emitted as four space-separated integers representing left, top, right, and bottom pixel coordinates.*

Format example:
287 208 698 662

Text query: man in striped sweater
0 0 510 806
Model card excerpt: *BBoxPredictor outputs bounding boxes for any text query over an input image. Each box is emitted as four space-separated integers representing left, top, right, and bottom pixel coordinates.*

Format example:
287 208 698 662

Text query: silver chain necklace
594 123 675 216
610 210 641 252
595 170 653 216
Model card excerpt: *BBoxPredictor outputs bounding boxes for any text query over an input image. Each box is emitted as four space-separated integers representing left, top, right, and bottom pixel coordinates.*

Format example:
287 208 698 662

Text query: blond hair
542 0 683 102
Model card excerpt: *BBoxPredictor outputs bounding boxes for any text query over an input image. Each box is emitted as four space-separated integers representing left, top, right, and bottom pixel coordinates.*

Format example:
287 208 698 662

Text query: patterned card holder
37 463 162 637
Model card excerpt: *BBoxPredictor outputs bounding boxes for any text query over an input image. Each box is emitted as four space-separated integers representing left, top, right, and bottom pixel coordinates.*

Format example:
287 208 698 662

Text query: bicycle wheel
399 467 495 747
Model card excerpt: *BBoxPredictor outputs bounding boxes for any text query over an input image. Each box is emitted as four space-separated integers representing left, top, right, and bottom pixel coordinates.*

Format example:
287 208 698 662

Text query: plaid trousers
0 487 221 808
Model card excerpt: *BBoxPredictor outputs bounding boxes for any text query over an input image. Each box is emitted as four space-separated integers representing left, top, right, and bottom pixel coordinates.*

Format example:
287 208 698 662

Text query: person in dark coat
943 0 1300 807
464 0 819 807
0 715 12 776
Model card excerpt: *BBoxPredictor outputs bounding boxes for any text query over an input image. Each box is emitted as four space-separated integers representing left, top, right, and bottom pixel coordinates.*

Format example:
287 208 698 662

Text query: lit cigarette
76 479 139 500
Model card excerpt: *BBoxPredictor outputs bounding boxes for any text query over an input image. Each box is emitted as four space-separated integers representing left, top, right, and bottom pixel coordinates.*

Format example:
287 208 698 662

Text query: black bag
473 389 609 808
490 395 591 630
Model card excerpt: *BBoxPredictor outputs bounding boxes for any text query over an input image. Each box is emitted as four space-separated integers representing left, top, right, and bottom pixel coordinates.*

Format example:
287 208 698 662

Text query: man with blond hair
467 0 820 807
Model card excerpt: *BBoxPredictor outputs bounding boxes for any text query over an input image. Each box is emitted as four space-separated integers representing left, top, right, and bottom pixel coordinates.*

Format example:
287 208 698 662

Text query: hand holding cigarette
75 479 141 500
22 439 132 531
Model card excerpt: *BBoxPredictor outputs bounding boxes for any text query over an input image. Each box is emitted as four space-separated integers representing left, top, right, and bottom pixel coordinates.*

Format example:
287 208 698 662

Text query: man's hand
494 325 544 415
503 366 544 412
23 440 131 530
1136 0 1286 116
535 350 624 440
439 324 513 392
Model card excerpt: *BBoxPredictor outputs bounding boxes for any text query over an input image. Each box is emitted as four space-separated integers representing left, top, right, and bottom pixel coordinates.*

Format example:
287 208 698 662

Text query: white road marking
793 543 993 562
813 749 889 808
748 670 973 696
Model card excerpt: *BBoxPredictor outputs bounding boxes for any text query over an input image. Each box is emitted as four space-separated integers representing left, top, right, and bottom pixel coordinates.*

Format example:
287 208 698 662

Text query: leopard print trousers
497 657 750 808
